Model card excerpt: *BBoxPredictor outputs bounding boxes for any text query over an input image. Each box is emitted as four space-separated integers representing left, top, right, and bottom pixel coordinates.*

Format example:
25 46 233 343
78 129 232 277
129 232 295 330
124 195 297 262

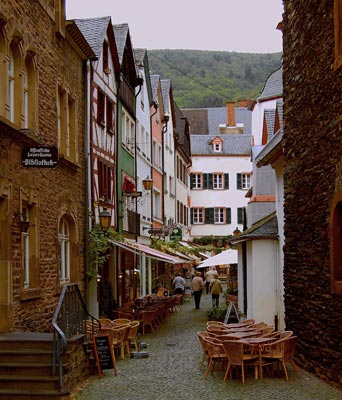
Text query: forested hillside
148 49 282 108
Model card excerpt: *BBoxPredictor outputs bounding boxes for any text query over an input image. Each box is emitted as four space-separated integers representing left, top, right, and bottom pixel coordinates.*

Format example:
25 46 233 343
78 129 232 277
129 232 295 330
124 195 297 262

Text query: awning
196 249 238 269
108 239 190 264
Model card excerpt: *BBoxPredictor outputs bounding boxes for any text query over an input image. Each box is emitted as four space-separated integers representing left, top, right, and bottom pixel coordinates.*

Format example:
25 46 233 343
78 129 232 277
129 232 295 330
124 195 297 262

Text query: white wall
251 99 278 145
244 239 278 326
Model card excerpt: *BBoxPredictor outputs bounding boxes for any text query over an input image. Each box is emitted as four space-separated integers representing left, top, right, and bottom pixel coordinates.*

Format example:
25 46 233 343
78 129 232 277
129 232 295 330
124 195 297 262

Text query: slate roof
182 107 252 136
276 99 284 133
160 79 171 115
229 212 278 245
190 134 252 155
113 23 130 64
257 65 283 101
73 16 111 58
265 108 276 139
174 103 191 160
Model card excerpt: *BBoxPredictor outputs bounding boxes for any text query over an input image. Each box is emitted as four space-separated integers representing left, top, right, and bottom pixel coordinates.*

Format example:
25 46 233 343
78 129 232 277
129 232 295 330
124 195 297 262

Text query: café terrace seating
198 320 299 382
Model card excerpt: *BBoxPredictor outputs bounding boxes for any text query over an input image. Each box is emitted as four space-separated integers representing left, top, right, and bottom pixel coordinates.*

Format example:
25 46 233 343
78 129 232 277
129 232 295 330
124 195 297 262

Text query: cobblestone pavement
71 294 341 400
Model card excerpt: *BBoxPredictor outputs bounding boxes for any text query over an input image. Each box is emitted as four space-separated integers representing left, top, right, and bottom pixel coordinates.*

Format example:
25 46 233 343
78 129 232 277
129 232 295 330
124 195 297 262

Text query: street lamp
99 206 111 230
142 176 153 191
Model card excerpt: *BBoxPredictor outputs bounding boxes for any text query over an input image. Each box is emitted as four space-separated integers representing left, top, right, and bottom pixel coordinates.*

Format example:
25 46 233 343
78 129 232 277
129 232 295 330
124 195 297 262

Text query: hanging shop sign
170 227 182 241
21 146 58 168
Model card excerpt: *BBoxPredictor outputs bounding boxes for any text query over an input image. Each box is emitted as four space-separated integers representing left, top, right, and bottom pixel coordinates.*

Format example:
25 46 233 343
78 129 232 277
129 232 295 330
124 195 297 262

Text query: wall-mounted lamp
96 274 102 283
99 206 111 230
13 212 30 233
142 176 153 191
233 227 241 237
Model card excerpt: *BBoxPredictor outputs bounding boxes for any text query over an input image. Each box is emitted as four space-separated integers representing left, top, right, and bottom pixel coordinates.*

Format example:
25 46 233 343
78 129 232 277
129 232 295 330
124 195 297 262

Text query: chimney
226 101 236 127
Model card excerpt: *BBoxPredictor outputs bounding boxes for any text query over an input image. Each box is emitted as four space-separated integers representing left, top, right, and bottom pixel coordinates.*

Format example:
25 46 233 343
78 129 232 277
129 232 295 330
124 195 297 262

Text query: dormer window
211 136 223 153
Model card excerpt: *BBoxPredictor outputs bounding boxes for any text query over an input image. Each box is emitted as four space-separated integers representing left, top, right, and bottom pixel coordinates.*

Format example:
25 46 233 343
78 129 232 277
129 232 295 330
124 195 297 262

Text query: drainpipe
162 114 169 227
149 101 158 227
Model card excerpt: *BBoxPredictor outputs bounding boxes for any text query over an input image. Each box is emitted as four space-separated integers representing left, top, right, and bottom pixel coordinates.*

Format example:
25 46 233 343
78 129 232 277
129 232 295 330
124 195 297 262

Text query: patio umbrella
196 249 237 269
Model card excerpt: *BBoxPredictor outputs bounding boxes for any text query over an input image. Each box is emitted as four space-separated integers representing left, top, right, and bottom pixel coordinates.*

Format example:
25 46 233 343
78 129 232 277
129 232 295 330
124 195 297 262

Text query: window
214 207 225 224
153 190 161 219
192 208 204 224
19 188 40 298
121 109 135 153
237 207 244 224
334 0 342 70
237 173 251 190
23 206 30 288
59 217 70 284
57 86 78 163
103 41 109 73
98 159 112 201
329 192 342 294
97 89 105 125
106 98 114 133
213 142 222 152
55 0 66 37
191 173 202 189
213 173 224 189
8 48 14 122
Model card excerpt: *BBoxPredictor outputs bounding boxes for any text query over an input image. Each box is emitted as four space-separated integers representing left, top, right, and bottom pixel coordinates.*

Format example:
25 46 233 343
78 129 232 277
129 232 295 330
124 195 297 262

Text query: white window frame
213 173 224 189
192 173 202 189
213 142 222 153
214 207 225 224
59 218 70 284
193 208 204 224
242 173 251 189
8 49 15 122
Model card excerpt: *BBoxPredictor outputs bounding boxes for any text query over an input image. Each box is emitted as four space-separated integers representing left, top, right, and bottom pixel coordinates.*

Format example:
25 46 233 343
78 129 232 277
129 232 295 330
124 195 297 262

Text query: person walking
210 273 223 308
191 271 204 309
204 267 215 294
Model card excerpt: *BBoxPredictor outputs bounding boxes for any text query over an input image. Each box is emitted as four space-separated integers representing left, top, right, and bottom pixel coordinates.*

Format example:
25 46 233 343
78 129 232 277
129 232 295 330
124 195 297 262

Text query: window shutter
208 173 213 189
190 208 194 224
237 173 242 189
226 208 231 224
224 173 229 189
203 173 208 188
190 173 194 189
205 208 214 223
237 207 244 224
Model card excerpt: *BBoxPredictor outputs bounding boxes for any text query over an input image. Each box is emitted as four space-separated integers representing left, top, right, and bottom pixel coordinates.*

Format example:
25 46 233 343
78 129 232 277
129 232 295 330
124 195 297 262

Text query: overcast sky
66 0 283 53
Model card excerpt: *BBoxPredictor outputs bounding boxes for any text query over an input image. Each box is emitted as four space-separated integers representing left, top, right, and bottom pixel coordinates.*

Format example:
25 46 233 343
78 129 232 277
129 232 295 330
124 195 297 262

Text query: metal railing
52 284 99 389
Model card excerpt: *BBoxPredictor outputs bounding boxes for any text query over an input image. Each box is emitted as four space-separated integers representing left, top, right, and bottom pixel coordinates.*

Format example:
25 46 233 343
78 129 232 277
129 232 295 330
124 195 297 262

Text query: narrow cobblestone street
71 294 341 400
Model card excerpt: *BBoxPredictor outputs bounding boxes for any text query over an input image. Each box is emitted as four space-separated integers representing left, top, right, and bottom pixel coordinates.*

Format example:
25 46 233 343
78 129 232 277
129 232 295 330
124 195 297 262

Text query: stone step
0 388 70 399
0 375 60 391
0 349 53 364
0 362 54 377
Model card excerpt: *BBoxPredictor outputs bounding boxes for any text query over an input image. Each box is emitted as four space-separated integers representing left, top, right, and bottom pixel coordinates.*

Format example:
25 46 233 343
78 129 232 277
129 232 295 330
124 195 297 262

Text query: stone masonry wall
283 0 342 388
0 0 86 332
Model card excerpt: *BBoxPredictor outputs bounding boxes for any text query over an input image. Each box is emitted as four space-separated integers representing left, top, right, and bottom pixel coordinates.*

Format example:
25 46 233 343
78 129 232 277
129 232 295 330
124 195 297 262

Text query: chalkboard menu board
92 334 117 378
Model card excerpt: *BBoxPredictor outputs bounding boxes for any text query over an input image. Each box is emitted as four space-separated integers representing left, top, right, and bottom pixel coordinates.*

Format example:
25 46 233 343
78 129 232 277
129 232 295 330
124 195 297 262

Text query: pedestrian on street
210 273 223 308
204 267 216 294
191 271 204 309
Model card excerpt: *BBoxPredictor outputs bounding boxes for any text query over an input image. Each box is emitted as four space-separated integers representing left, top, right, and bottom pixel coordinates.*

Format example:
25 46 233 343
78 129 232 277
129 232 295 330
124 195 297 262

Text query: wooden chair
222 340 259 383
128 321 140 351
85 319 100 340
174 294 182 312
225 319 255 328
203 337 227 378
260 336 300 380
197 331 211 371
111 325 131 360
99 318 113 328
139 310 156 334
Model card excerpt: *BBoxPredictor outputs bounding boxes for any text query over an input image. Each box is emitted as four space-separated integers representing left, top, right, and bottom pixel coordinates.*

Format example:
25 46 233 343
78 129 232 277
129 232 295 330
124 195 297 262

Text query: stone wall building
0 0 94 333
283 1 342 388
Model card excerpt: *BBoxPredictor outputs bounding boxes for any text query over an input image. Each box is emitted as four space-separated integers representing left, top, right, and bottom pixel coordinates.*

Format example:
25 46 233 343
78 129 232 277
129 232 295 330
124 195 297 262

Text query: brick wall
283 1 342 388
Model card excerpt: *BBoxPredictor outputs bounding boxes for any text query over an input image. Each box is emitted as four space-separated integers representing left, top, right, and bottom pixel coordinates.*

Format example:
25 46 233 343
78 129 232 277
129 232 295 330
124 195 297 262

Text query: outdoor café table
238 337 277 379
225 327 259 333
223 331 262 340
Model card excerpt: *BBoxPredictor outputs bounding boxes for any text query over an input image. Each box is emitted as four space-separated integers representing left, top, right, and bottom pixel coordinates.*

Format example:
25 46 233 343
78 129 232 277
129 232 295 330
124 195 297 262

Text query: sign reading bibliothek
21 146 58 168
92 334 117 378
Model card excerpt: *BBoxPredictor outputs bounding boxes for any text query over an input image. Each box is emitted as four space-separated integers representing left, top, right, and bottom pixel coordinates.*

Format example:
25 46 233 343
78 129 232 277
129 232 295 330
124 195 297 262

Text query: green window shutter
208 173 213 189
203 173 208 188
190 208 194 224
237 173 242 189
226 208 231 224
237 207 244 224
205 208 214 223
190 173 194 189
224 173 229 189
